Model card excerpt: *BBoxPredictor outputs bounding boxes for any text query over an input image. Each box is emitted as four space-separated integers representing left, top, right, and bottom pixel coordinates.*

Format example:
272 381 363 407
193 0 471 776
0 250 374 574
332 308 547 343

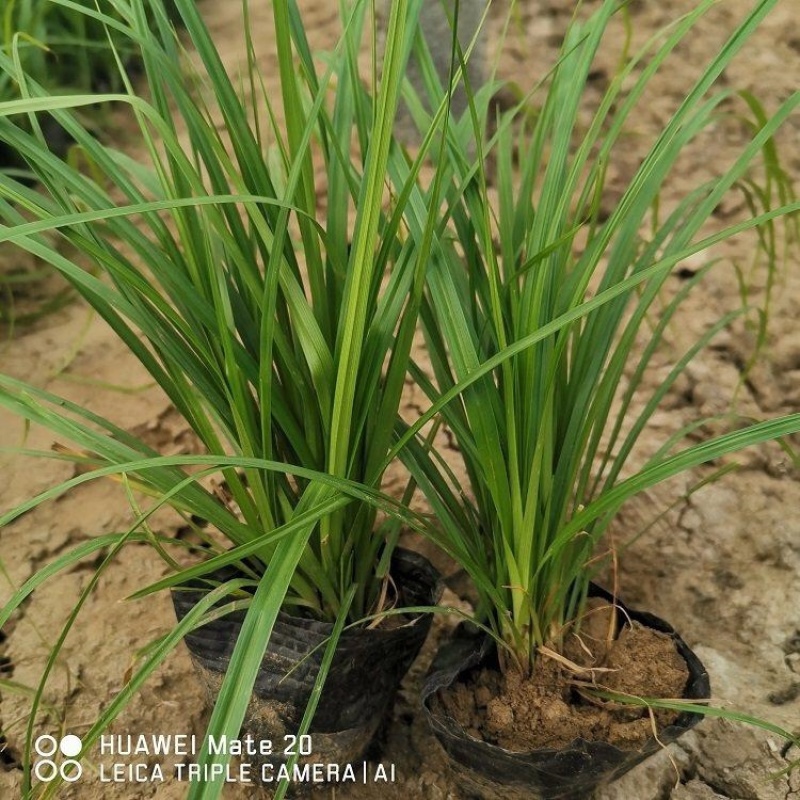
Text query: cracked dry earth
1 0 800 798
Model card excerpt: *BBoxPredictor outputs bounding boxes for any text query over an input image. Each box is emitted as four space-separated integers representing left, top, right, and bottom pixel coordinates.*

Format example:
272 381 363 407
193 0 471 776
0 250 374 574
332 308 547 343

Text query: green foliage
0 0 446 620
396 0 800 671
0 0 450 796
1 0 183 99
0 0 185 325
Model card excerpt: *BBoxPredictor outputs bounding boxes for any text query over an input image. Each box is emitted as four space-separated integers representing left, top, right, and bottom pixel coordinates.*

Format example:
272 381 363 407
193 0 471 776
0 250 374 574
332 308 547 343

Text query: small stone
767 681 800 705
671 779 728 799
595 744 688 799
485 698 514 730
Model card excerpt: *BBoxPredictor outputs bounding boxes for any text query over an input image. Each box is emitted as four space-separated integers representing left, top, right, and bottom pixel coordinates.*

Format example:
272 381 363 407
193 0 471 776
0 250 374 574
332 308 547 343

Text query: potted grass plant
388 0 800 797
0 0 453 795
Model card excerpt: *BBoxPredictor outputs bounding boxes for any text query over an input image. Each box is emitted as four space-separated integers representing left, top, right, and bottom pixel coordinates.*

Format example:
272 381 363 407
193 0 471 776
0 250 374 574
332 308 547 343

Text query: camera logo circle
34 735 83 783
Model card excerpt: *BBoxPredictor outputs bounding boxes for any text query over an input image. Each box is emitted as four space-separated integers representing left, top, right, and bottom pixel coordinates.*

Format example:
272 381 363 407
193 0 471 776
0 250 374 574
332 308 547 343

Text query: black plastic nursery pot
421 585 710 800
172 547 441 782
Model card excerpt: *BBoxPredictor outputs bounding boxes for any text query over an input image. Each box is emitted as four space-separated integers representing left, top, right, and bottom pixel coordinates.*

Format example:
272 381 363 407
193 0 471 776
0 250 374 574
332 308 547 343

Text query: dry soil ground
1 1 800 799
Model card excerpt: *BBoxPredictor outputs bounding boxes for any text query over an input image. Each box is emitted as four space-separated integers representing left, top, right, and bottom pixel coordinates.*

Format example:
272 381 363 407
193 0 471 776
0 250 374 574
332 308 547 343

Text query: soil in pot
422 588 710 800
435 601 690 753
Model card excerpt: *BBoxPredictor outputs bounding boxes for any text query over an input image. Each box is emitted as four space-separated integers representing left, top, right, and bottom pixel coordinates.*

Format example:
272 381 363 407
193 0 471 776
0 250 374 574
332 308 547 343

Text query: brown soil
436 619 688 752
2 1 800 799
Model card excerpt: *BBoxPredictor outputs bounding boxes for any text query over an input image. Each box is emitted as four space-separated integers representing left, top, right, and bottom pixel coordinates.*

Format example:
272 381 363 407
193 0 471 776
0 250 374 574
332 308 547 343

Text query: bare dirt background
2 1 800 798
